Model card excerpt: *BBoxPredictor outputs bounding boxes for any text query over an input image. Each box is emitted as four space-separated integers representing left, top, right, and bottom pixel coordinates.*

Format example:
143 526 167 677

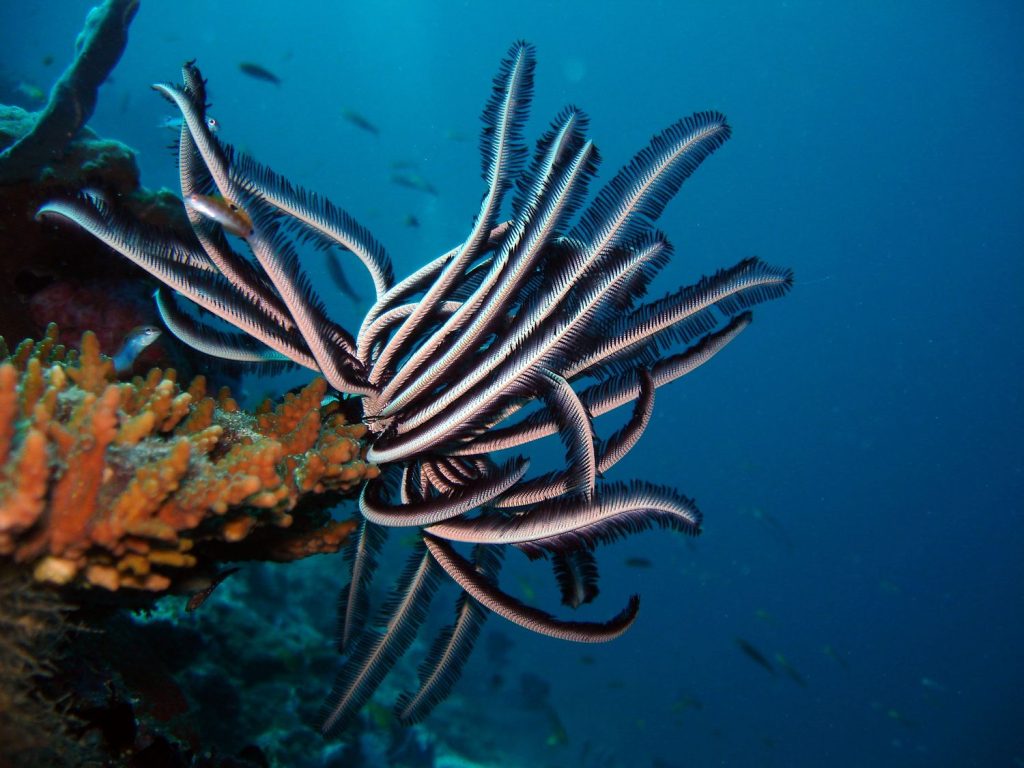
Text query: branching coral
0 324 374 592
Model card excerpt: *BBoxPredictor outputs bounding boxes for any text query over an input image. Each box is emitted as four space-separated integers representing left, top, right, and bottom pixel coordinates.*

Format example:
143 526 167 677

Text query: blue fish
112 325 161 375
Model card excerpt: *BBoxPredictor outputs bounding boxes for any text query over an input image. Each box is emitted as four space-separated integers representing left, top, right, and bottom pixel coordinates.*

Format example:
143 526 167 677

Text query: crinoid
37 42 792 733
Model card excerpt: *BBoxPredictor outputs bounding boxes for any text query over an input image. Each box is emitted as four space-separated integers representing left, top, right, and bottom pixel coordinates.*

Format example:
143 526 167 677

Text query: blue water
3 2 1022 766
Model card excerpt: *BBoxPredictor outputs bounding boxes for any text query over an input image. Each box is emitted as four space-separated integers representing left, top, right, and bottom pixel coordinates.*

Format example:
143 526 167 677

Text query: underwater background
1 1 1021 766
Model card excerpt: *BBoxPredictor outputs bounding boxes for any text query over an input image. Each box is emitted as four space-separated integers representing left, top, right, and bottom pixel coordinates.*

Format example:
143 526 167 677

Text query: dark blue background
3 2 1021 765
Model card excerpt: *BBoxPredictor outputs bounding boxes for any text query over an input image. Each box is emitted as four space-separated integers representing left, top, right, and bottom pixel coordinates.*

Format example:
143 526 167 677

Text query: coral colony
0 325 373 590
20 38 791 734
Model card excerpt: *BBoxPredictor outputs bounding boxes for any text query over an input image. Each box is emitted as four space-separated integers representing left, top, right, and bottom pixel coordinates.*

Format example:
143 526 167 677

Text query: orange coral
0 325 376 592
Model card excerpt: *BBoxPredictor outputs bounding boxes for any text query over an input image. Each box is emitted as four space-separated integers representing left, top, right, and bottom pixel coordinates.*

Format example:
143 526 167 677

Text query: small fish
112 325 161 375
42 54 55 67
749 506 794 551
341 108 379 136
754 608 776 624
735 637 775 675
579 654 596 666
326 252 363 303
160 115 220 133
238 61 281 85
822 643 850 670
185 566 240 612
390 172 439 196
920 676 945 693
185 193 253 237
774 653 807 687
624 556 653 568
444 128 470 142
885 708 918 729
403 214 420 228
545 709 569 747
389 159 419 170
670 694 704 712
15 82 45 103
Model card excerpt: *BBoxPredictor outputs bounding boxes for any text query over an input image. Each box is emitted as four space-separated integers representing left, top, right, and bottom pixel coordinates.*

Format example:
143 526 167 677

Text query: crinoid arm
37 39 792 734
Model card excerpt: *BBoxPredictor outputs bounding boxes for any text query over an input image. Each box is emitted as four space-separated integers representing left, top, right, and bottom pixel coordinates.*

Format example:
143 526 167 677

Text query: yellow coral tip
86 564 121 591
33 556 78 584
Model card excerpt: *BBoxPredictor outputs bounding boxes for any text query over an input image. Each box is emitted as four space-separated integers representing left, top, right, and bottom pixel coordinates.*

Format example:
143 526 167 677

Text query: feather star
37 42 793 735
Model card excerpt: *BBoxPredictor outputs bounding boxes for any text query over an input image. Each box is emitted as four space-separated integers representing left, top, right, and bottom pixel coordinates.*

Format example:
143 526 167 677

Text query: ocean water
1 1 1022 766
